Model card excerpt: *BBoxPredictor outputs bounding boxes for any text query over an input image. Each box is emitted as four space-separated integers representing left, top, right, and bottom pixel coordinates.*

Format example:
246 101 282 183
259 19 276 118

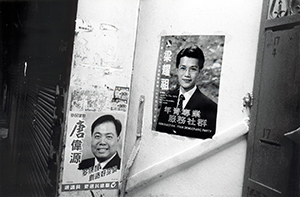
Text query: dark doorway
0 1 77 196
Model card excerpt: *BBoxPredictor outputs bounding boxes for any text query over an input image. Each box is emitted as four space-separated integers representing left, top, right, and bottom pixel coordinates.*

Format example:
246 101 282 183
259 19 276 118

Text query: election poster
60 16 132 195
61 111 125 192
153 35 225 139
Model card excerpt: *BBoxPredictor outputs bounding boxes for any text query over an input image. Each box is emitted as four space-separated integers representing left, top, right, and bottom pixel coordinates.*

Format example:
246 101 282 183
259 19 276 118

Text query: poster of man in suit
61 112 125 192
153 35 225 139
78 114 122 171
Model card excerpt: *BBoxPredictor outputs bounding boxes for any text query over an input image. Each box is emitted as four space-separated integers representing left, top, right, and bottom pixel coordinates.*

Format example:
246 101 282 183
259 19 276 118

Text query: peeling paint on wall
59 1 140 196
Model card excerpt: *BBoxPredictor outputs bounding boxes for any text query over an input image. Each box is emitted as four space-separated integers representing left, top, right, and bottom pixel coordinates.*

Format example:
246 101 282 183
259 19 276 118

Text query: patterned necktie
178 94 185 110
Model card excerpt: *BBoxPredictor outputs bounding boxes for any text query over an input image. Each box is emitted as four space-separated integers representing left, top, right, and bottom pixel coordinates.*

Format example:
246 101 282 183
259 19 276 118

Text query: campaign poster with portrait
60 17 132 194
153 35 225 139
61 84 129 193
61 111 125 192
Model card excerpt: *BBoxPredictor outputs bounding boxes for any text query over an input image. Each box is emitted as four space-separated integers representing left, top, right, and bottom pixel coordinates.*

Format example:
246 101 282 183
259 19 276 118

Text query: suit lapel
184 88 202 109
103 153 120 169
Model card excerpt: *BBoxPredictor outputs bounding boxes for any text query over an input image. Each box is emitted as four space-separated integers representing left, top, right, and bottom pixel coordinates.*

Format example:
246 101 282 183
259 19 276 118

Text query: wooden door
243 0 300 196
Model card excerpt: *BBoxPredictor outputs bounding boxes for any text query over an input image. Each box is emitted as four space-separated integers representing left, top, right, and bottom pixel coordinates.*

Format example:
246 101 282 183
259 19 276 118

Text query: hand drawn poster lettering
153 35 225 139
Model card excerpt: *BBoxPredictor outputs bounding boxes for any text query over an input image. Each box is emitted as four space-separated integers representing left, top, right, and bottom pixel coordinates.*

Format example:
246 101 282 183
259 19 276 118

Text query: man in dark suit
156 45 217 139
78 114 121 170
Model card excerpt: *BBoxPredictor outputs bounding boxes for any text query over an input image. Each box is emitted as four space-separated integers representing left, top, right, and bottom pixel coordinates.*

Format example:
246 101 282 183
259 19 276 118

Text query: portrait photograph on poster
153 35 225 139
61 112 125 192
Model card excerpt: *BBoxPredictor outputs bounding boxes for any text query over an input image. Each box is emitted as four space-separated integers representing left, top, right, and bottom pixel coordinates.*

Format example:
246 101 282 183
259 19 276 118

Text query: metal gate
3 1 77 196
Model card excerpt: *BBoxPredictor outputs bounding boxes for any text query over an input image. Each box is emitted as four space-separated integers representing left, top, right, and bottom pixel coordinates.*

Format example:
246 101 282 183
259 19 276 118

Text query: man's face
91 121 119 162
177 56 201 92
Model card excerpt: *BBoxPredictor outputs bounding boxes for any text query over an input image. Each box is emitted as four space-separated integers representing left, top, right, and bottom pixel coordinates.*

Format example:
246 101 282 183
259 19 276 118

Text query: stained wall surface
124 0 263 196
60 0 263 196
59 0 139 196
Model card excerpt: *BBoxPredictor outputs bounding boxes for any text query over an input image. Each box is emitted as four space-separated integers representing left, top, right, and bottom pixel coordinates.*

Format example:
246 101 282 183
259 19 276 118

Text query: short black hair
91 114 122 136
176 45 205 70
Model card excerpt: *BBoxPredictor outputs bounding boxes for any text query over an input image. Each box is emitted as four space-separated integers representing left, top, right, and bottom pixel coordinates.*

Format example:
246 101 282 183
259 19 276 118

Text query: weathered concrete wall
124 0 263 196
60 0 263 196
59 0 139 196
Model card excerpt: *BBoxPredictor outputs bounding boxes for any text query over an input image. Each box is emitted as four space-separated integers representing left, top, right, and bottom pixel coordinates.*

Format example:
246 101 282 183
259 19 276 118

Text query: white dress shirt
94 152 117 169
178 86 197 109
